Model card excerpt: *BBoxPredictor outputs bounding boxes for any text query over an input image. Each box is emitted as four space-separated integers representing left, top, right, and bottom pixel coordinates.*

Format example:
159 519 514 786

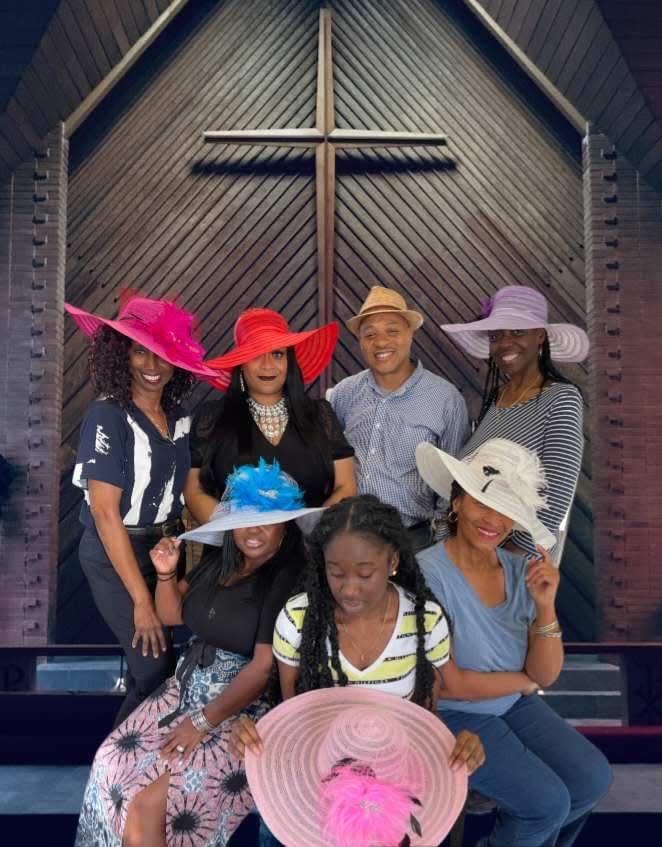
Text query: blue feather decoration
224 458 304 511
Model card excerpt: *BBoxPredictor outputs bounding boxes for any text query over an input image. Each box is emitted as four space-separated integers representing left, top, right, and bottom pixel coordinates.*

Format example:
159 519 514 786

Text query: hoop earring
239 370 246 393
448 510 458 524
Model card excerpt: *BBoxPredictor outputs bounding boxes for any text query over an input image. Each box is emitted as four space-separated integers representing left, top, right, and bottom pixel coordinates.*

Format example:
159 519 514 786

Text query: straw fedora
416 438 556 548
441 286 589 363
245 687 467 847
347 286 423 336
65 293 219 379
205 308 338 391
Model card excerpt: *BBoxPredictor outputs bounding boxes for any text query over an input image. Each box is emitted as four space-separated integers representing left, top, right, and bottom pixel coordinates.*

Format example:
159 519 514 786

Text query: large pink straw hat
245 687 467 847
65 292 219 379
205 308 338 391
441 285 589 362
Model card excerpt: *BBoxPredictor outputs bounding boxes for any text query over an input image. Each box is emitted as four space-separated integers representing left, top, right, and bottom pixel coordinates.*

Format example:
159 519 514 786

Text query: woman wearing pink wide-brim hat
184 307 357 544
66 292 217 726
440 285 588 563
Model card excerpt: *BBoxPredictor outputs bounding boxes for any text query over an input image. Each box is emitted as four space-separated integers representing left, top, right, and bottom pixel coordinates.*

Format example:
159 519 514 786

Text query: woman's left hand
161 717 204 763
448 730 486 774
525 546 560 609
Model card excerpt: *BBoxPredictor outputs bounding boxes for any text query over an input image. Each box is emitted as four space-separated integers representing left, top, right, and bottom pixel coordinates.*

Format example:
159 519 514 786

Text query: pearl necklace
247 396 289 443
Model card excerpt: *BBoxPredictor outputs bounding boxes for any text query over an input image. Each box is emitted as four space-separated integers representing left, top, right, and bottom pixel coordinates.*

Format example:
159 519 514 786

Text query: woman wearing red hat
66 293 219 725
185 308 357 526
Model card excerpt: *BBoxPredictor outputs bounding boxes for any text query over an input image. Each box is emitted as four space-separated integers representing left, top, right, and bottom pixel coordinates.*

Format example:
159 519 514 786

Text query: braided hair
477 333 577 426
297 495 437 707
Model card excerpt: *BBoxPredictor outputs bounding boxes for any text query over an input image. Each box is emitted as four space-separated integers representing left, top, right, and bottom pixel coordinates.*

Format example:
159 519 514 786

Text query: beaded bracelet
191 708 215 734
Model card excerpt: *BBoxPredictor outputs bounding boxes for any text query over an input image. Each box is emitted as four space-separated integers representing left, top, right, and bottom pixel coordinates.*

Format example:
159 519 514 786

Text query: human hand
132 599 167 657
448 730 485 774
149 537 181 575
520 674 539 695
525 546 560 609
161 717 203 763
229 715 263 759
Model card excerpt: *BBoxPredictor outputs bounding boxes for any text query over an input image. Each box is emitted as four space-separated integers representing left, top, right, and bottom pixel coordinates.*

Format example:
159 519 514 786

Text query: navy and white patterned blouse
73 398 191 528
330 361 469 526
460 382 584 555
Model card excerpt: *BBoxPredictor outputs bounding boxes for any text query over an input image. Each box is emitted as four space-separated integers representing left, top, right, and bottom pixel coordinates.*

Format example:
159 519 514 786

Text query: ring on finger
176 744 185 754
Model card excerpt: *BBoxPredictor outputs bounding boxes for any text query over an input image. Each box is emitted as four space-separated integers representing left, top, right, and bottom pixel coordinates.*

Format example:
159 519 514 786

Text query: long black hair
186 520 302 601
297 495 436 707
199 348 333 497
477 333 577 426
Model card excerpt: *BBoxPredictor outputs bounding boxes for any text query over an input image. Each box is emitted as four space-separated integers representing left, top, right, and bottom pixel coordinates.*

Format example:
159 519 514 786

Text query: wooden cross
203 8 447 383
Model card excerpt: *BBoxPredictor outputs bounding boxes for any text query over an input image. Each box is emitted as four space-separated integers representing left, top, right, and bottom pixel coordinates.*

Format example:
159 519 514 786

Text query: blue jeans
440 694 612 847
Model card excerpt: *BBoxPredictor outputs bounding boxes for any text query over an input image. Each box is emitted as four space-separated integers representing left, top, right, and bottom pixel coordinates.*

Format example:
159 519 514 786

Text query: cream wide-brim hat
416 439 556 549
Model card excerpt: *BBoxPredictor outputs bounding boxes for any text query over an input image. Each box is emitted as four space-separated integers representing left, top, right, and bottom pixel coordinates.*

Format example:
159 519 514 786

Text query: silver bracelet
190 708 215 734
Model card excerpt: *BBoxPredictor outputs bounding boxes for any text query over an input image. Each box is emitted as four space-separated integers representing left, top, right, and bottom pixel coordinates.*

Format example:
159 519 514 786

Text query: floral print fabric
76 645 267 847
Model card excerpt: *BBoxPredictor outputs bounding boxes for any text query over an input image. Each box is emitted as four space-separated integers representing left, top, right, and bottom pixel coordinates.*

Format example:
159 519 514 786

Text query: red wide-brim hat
65 294 219 379
205 308 338 391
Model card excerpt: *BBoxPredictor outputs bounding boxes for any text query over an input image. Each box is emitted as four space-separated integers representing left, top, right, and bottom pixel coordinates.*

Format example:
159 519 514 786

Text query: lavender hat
441 286 589 362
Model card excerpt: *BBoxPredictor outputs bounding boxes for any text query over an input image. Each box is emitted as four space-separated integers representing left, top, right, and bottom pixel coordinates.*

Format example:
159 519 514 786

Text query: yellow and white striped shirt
273 584 450 699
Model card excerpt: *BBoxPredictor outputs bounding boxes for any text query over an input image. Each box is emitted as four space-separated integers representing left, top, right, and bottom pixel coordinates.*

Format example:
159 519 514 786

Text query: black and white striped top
460 383 584 555
73 398 191 528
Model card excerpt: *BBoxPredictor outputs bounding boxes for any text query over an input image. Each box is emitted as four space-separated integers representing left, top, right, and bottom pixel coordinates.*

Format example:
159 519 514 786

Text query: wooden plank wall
472 0 662 192
58 0 320 641
329 0 592 639
58 0 593 640
0 0 175 182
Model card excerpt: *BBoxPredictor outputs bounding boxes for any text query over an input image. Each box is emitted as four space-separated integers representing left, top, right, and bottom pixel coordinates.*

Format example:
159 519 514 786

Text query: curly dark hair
477 333 577 426
89 325 194 412
297 495 437 707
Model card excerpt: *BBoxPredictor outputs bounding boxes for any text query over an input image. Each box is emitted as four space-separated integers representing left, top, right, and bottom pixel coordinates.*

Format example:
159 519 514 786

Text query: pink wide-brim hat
65 294 219 379
205 308 338 391
245 687 467 847
441 286 589 362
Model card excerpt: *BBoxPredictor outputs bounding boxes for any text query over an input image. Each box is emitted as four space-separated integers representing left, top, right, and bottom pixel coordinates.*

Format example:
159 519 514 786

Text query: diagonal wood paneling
58 0 320 641
467 0 662 194
58 0 596 641
329 0 593 639
0 0 184 182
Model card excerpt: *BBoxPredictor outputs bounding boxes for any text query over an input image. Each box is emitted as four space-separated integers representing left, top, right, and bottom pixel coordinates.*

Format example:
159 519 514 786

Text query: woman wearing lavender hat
441 286 588 560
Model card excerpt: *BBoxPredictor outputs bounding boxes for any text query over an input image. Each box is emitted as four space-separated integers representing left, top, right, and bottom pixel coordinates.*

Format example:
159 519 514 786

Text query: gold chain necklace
498 378 542 409
337 587 394 667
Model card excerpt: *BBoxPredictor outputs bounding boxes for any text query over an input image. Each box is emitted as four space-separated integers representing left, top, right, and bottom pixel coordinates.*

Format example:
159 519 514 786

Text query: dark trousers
79 527 177 727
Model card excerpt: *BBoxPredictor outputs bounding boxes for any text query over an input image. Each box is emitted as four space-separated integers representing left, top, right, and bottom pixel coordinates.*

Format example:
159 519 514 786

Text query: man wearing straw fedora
330 286 468 551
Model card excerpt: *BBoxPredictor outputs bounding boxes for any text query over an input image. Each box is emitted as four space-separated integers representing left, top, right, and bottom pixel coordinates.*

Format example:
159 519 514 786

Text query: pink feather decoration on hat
321 765 422 847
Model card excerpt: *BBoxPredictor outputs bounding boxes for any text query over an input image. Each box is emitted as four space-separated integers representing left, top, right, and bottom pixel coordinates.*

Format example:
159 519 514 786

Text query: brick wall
0 124 68 646
583 126 662 640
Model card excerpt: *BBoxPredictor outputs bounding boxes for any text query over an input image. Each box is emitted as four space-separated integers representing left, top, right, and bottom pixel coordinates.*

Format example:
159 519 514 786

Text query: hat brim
416 442 556 549
347 307 423 336
178 506 323 546
245 687 467 847
65 304 219 379
441 318 589 363
204 322 339 391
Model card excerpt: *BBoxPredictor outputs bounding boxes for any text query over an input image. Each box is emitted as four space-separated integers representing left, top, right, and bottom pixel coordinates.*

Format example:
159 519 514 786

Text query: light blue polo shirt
417 543 536 716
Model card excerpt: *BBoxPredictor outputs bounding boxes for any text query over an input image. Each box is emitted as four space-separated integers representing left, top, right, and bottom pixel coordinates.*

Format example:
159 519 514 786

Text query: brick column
0 124 68 663
583 126 662 722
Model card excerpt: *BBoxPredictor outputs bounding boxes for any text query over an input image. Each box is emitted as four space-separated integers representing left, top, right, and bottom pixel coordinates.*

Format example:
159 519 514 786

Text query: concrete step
36 658 123 692
542 689 624 720
550 662 622 692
